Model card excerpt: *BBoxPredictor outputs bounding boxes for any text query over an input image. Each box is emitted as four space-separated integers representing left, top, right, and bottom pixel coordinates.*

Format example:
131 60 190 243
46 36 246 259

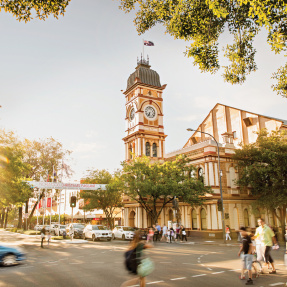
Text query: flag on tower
144 40 154 46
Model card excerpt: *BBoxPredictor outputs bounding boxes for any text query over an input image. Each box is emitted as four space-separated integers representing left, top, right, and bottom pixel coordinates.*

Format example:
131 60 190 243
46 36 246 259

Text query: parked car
34 225 43 231
83 225 112 241
112 226 135 240
0 245 26 266
50 223 60 235
66 223 85 239
55 225 66 236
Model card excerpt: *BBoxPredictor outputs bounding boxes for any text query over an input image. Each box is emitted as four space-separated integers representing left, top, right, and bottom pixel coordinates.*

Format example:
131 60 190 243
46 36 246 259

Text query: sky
0 0 286 182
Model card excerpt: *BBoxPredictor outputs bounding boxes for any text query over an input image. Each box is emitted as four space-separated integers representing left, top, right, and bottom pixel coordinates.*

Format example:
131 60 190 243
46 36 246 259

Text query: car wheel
92 234 96 242
2 254 17 266
122 234 125 241
107 238 111 241
83 234 87 240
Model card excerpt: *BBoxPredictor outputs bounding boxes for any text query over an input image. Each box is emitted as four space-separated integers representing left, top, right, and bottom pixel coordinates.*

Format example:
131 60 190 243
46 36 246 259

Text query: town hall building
122 57 287 238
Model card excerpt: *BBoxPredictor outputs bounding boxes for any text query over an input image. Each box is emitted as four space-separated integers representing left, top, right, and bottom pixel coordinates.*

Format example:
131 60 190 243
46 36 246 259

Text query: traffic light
70 196 77 208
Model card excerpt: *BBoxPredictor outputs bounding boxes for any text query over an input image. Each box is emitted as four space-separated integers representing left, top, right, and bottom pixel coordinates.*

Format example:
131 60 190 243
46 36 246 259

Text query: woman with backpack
121 230 153 287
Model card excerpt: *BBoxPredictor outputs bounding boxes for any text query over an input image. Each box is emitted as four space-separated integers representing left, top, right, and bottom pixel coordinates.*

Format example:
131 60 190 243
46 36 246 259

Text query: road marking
92 262 104 264
229 269 241 272
207 268 213 270
69 263 81 264
269 283 285 286
212 271 225 274
192 274 206 277
170 277 186 281
146 281 164 285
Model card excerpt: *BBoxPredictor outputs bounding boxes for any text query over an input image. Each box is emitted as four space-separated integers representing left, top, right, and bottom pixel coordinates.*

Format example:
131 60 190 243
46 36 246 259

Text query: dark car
0 245 26 266
66 223 85 239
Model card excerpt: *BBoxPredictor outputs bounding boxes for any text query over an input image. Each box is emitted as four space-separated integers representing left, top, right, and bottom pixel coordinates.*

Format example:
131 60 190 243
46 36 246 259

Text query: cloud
70 142 106 158
174 114 200 122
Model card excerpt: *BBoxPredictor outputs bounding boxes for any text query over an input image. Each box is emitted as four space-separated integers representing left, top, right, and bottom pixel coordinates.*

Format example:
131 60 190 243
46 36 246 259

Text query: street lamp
187 128 226 243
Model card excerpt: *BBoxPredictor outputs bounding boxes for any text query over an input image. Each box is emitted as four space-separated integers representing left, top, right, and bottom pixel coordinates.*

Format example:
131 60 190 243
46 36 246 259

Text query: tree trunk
4 209 9 229
18 206 23 229
280 205 286 242
24 200 29 230
27 190 44 228
0 208 5 228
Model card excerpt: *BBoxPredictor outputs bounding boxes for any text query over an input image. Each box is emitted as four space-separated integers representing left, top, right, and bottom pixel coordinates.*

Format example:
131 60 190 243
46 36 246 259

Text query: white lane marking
201 264 205 266
170 277 186 281
207 268 213 270
276 264 285 266
92 262 104 263
269 283 285 286
212 271 225 274
229 269 241 271
192 274 207 277
146 281 164 285
182 263 197 265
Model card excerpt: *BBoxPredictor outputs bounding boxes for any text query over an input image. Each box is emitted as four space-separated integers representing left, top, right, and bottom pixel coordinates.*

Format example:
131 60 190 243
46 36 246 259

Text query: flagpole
143 39 144 60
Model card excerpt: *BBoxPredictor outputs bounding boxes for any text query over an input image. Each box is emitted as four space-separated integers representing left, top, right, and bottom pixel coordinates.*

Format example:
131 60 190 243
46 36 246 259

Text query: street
0 230 286 287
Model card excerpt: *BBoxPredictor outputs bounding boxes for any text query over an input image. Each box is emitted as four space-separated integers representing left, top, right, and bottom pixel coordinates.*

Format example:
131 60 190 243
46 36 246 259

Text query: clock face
130 108 135 120
144 105 156 120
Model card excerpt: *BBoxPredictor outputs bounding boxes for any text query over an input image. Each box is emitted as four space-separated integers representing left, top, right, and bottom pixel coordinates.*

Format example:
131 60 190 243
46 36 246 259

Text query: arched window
192 209 197 230
229 167 237 188
244 209 249 227
200 208 207 230
146 142 150 156
152 143 157 157
129 145 133 159
198 167 204 183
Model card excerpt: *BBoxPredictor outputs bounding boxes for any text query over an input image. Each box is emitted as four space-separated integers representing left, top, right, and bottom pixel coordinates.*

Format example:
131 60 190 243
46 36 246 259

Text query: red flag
47 198 51 208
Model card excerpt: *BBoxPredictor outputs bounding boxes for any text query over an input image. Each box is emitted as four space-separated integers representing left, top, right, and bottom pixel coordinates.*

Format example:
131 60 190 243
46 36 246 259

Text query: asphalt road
0 230 286 287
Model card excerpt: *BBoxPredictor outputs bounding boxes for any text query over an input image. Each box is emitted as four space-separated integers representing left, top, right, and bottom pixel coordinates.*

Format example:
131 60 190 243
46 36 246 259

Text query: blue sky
0 0 286 181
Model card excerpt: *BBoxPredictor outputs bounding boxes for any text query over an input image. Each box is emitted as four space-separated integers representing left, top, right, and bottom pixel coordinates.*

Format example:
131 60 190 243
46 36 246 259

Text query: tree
233 129 287 240
0 131 32 228
0 0 71 22
119 0 287 97
23 137 72 228
80 169 123 229
121 155 211 225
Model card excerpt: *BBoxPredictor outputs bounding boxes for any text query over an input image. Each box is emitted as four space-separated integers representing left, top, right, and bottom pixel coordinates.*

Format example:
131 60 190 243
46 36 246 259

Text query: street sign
25 181 107 190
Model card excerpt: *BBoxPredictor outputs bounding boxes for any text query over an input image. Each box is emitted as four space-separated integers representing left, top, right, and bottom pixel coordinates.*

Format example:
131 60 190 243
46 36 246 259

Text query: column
209 162 215 186
158 140 162 158
211 204 218 229
204 163 209 186
125 143 128 160
138 138 141 156
143 208 147 228
143 139 146 156
214 162 219 186
162 141 165 157
150 142 153 157
207 205 212 229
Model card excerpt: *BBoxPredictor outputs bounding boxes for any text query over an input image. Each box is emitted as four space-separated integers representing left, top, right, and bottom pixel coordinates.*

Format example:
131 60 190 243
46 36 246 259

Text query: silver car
83 225 112 241
112 226 135 240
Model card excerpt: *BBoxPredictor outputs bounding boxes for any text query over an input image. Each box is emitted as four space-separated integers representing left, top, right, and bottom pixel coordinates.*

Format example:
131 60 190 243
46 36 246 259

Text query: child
147 227 154 243
238 227 253 285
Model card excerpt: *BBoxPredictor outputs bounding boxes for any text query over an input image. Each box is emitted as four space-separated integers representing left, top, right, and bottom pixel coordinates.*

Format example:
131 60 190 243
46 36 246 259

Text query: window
146 142 151 156
244 209 249 227
152 143 157 157
192 209 197 230
198 168 204 183
200 208 207 230
129 145 133 159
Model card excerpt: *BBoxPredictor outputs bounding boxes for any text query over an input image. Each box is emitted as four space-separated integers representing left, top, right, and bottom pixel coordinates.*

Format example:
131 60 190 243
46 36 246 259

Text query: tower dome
127 57 161 90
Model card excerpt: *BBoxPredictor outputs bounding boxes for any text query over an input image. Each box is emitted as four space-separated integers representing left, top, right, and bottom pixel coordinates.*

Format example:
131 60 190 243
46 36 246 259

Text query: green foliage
0 0 71 22
120 0 287 96
121 155 211 224
233 129 287 236
271 63 287 98
80 169 123 229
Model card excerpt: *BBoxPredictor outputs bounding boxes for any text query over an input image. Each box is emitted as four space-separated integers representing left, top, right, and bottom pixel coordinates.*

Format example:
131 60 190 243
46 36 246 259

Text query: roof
127 58 161 90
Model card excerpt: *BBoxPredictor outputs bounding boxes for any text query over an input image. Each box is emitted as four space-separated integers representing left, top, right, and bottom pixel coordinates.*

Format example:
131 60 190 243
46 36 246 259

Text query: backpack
124 248 138 274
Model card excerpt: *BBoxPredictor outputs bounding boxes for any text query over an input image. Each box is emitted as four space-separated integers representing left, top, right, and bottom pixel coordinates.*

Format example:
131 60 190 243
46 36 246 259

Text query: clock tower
123 57 167 161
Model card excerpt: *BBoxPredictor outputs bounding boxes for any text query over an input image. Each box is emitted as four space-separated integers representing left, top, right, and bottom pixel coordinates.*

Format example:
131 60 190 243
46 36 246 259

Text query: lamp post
187 128 226 243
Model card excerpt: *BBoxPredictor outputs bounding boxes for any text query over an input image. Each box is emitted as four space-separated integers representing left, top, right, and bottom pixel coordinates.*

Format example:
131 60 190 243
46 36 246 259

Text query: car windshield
123 227 135 231
73 224 84 229
97 226 107 230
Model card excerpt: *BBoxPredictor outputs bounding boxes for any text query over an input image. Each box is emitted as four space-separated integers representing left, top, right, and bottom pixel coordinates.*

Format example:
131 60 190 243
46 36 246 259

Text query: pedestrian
181 225 187 242
161 224 167 242
254 218 278 274
147 227 154 243
40 226 46 248
121 230 153 287
169 228 174 243
155 223 161 241
226 225 231 241
47 231 51 246
175 224 181 242
238 227 254 285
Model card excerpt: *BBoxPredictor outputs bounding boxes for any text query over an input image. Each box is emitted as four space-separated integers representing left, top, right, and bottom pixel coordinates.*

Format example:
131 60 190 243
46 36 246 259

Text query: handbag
137 257 154 277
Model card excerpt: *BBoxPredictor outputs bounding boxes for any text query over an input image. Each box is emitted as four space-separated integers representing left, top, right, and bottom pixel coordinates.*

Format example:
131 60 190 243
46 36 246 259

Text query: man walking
40 226 46 248
254 218 278 274
161 224 167 242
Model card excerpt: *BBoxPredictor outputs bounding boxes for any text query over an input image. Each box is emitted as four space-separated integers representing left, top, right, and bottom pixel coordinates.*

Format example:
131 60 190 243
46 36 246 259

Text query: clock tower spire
123 57 167 161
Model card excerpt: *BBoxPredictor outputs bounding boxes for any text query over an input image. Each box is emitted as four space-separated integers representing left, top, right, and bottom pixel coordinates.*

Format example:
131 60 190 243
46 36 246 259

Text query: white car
55 225 66 236
50 224 60 235
112 226 135 240
83 225 112 241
